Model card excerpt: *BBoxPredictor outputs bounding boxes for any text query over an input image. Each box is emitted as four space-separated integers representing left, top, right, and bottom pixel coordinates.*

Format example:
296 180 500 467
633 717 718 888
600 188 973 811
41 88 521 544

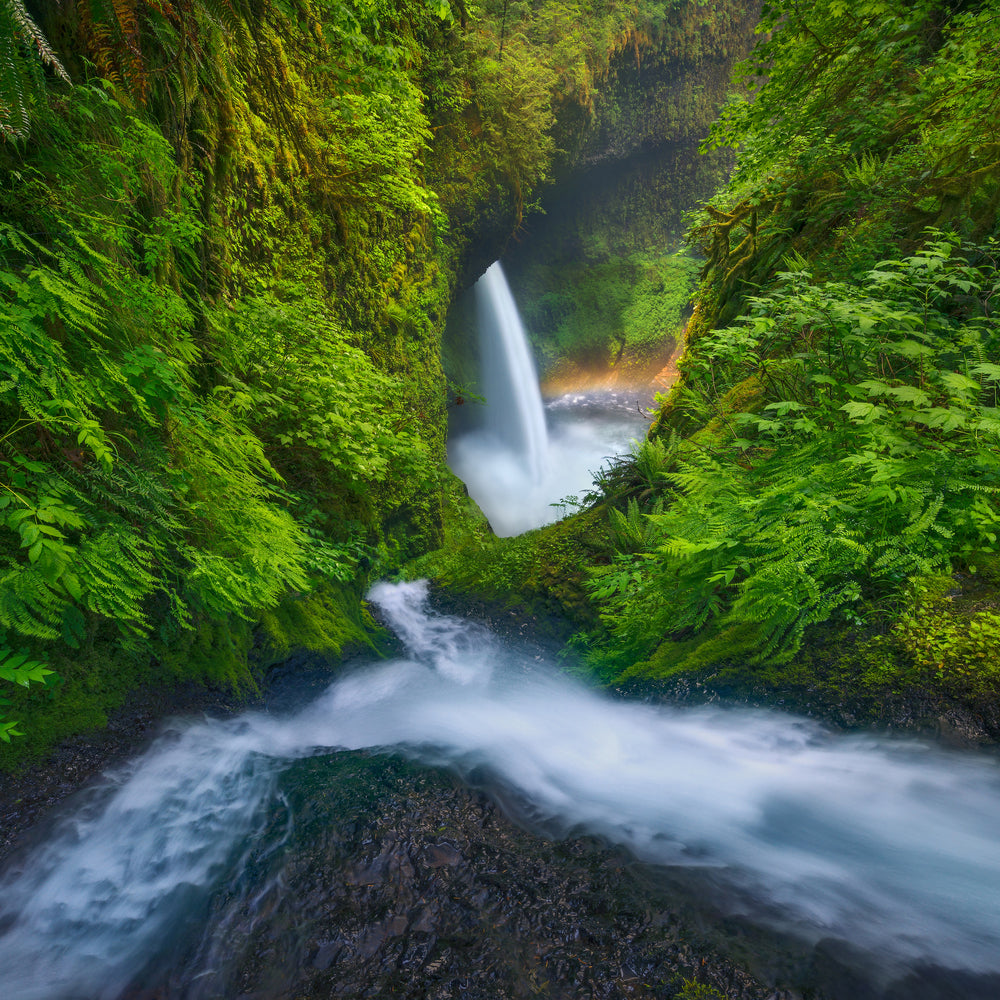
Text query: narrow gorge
1 2 999 999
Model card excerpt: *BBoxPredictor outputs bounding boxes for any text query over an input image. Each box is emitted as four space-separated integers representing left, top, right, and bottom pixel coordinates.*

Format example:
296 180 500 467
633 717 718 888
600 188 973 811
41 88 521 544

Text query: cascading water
476 261 549 483
3 581 1000 999
448 262 647 536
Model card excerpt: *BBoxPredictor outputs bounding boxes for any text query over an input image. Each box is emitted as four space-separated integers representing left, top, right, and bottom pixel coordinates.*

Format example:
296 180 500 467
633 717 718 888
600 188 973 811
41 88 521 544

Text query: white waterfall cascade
448 261 646 536
2 580 1000 999
476 261 549 483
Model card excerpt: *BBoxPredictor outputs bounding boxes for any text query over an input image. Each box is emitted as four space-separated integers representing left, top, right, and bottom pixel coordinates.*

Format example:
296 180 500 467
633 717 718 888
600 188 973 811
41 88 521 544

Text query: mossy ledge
0 580 384 772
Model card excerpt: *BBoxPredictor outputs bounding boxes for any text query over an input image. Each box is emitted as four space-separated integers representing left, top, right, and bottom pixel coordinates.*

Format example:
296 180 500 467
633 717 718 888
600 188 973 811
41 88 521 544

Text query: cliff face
454 1 764 388
0 1 763 761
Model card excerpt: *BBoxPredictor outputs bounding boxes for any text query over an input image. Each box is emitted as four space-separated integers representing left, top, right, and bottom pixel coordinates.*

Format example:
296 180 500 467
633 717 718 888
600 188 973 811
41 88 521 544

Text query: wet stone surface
131 753 786 1000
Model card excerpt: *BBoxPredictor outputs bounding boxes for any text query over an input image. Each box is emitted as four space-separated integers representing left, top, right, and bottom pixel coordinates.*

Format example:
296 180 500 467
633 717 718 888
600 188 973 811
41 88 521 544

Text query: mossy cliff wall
0 0 764 763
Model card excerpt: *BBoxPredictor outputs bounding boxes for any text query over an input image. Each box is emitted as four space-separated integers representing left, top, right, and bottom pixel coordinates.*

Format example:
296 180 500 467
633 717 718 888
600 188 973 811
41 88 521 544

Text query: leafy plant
0 0 70 139
0 646 52 741
593 235 1000 675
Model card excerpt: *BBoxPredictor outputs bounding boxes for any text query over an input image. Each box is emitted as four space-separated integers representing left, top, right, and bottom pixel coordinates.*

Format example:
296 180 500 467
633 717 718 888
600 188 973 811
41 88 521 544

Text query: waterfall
448 262 646 536
475 261 548 482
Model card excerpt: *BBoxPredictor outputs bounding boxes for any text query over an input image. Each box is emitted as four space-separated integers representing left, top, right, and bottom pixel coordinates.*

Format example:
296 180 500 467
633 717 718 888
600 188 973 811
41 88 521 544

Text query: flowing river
2 580 999 999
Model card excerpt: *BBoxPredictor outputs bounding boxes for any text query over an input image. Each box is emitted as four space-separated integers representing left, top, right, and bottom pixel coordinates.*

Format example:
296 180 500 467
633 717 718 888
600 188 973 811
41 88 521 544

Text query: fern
0 646 52 741
594 237 1000 672
608 496 666 553
0 0 69 139
0 563 67 640
75 527 157 640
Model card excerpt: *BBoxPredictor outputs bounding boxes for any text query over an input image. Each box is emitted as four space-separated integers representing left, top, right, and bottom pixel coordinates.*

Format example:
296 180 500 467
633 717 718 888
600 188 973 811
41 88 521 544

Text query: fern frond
0 564 66 640
0 0 69 139
76 526 157 638
8 0 69 82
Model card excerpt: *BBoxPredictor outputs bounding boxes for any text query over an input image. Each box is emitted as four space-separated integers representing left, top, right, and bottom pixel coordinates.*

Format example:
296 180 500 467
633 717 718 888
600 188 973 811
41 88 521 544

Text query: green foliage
689 0 1000 326
405 485 610 631
0 0 69 139
512 251 700 373
593 236 1000 677
2 0 732 756
858 575 1000 699
0 645 52 741
213 291 435 518
675 980 725 1000
256 581 380 664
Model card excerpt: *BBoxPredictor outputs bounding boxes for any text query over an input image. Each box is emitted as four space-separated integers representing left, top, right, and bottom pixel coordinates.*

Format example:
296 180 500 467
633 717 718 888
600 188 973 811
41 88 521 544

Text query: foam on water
3 580 1000 998
449 397 645 535
447 262 648 536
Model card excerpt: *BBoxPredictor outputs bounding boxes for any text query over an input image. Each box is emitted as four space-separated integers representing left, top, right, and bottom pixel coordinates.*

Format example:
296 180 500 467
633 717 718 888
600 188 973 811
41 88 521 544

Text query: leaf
0 648 53 687
885 385 932 406
972 363 1000 382
940 371 981 396
61 572 83 601
840 401 884 422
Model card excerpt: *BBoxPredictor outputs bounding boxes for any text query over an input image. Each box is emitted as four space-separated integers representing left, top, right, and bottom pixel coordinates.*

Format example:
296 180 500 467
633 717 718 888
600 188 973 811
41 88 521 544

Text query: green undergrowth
602 564 1000 738
0 578 379 770
516 251 700 375
2 0 762 756
857 564 1000 704
553 0 1000 727
580 237 1000 720
403 480 612 634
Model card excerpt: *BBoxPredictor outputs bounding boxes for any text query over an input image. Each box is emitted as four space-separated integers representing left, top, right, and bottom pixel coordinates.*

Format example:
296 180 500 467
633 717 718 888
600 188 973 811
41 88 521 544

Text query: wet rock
135 754 781 1000
426 842 463 867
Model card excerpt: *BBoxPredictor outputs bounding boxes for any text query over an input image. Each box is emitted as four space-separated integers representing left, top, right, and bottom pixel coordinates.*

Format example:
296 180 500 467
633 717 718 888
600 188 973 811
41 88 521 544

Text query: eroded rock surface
132 754 783 1000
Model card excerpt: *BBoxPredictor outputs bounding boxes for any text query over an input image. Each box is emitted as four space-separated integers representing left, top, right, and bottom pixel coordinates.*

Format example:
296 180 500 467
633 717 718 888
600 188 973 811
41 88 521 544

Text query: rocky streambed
132 751 783 1000
3 585 1000 1000
0 699 781 999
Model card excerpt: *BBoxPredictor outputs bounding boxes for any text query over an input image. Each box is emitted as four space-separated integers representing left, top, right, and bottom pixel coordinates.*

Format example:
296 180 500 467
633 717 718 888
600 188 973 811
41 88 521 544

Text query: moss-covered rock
405 497 613 639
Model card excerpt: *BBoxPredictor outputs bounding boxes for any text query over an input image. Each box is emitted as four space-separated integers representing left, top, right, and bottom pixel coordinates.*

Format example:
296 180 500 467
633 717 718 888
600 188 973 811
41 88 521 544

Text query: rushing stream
2 580 1000 999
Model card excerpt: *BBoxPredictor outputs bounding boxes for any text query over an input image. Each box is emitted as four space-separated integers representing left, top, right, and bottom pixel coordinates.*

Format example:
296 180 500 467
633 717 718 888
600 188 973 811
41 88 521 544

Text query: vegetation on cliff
485 0 762 381
415 0 1000 737
0 0 755 761
581 0 1000 723
11 0 997 754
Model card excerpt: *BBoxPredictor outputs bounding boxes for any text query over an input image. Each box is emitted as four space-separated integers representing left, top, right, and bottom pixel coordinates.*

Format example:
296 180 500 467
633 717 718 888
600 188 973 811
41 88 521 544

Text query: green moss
404 497 612 632
256 582 381 666
857 575 1000 701
509 252 700 377
0 636 154 771
622 621 764 682
156 616 256 692
675 981 726 1000
0 578 389 772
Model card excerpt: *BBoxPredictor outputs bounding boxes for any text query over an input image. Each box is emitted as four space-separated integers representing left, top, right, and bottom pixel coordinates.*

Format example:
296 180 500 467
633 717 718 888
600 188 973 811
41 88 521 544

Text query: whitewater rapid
2 580 999 998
